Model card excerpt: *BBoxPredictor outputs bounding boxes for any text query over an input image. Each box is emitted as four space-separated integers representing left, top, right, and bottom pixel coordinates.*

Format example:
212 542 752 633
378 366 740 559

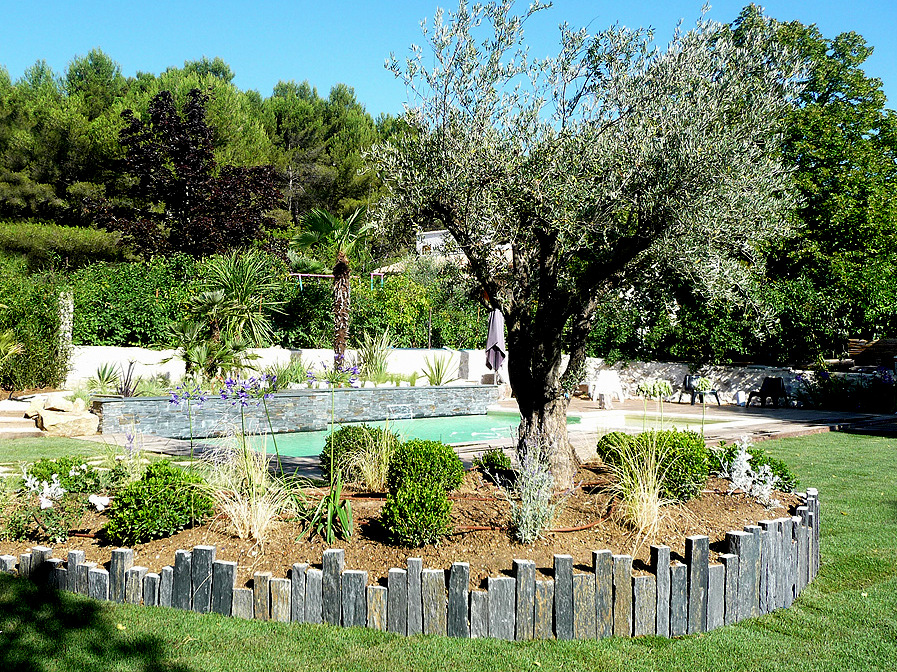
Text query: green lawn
0 437 107 465
1 431 896 671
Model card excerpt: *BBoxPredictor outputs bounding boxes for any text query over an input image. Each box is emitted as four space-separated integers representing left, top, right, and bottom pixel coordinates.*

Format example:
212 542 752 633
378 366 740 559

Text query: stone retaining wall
92 385 503 439
0 489 821 640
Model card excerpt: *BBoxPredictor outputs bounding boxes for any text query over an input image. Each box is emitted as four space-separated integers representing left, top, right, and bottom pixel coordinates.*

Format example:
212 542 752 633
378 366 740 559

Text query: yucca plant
87 362 121 395
0 329 23 370
357 328 394 381
421 353 460 386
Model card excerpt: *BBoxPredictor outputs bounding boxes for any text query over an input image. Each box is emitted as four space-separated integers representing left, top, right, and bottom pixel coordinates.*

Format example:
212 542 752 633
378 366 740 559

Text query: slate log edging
3 491 820 641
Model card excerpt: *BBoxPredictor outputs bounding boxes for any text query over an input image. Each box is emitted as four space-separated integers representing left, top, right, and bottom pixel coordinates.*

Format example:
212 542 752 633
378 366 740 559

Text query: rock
37 409 99 437
72 398 87 413
24 399 44 418
44 393 74 412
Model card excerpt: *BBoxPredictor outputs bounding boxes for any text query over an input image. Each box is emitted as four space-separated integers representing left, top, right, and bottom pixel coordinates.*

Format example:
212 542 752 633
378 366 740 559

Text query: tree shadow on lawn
0 572 190 672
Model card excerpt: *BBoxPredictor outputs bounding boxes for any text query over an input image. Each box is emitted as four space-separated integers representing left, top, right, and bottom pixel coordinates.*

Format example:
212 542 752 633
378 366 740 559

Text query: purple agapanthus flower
218 374 276 407
307 357 359 387
168 382 207 407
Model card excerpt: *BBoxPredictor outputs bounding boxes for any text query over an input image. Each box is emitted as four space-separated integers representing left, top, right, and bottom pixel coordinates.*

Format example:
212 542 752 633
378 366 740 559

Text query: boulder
44 393 75 413
72 397 87 413
24 399 44 419
36 409 99 437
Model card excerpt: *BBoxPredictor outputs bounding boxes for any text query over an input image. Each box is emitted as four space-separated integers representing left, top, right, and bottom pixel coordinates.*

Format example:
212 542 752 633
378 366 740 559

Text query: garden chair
747 376 790 408
677 375 721 405
586 370 627 404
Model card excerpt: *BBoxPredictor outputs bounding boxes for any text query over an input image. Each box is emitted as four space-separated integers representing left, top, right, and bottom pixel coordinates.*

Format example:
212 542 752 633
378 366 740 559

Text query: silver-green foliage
370 1 800 487
509 442 557 544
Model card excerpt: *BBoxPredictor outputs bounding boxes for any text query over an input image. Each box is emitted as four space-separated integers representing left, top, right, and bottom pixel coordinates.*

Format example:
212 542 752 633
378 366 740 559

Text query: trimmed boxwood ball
320 424 401 482
597 430 710 502
380 485 452 547
386 439 464 494
104 461 213 546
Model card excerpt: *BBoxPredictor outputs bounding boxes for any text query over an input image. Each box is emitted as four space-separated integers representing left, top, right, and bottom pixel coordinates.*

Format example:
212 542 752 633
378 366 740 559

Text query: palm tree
291 208 371 365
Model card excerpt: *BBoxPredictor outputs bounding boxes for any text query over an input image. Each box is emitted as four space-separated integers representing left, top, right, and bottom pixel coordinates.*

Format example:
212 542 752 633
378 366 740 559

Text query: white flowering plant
1 468 82 544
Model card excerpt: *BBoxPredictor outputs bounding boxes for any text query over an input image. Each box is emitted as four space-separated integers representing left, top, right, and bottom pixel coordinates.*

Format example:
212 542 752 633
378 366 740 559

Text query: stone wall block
487 576 515 641
447 562 470 638
650 545 671 638
613 555 633 637
514 559 535 641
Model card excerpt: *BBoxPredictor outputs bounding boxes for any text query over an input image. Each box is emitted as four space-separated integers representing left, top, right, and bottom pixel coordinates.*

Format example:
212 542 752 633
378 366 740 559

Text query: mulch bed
2 462 799 589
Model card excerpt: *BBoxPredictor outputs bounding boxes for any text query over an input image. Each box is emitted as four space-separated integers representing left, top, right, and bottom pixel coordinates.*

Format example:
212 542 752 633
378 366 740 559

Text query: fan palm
292 208 371 364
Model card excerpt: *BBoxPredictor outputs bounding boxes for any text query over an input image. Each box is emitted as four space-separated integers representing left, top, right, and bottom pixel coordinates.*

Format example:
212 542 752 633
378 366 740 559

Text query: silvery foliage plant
369 0 803 490
718 436 781 508
509 435 557 544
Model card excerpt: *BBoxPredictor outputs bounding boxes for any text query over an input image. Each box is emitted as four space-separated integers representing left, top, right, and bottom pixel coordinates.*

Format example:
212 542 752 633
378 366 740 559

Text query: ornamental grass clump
598 430 710 503
200 438 299 545
321 424 400 486
598 431 673 538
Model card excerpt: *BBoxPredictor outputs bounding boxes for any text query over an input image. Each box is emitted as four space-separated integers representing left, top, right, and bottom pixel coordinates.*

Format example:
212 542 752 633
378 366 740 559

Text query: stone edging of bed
0 488 820 640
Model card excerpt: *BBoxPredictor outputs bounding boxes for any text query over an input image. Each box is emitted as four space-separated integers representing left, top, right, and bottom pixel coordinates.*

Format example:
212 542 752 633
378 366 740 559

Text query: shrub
387 439 464 494
509 446 556 544
473 447 512 471
598 430 709 502
3 492 83 544
320 424 401 482
710 441 798 492
473 447 514 487
380 485 452 547
104 461 213 545
0 219 126 269
26 457 122 494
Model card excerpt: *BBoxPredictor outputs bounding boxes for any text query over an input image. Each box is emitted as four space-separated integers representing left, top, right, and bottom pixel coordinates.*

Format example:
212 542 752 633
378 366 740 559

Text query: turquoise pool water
230 411 579 458
220 410 721 459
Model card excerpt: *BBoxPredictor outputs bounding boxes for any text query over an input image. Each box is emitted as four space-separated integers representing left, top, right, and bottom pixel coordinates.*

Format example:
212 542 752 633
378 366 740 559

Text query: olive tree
370 1 798 490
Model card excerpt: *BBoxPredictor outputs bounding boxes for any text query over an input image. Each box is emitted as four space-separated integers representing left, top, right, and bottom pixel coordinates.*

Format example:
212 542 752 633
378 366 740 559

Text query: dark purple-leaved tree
96 88 280 256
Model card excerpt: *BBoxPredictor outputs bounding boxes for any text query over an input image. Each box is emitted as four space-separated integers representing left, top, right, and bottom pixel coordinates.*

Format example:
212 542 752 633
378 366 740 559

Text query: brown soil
3 463 799 589
0 388 59 401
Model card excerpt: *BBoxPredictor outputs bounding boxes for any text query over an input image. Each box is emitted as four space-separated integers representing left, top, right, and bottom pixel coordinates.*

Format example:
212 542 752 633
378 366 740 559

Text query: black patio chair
747 376 790 408
677 375 721 405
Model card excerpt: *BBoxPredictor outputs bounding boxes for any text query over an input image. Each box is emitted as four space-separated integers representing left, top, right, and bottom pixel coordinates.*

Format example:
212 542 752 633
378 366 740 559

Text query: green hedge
0 219 126 270
70 255 197 347
0 254 68 389
272 261 485 350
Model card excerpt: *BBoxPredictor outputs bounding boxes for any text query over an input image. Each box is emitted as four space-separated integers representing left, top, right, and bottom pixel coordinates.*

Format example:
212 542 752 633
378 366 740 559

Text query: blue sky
2 1 895 114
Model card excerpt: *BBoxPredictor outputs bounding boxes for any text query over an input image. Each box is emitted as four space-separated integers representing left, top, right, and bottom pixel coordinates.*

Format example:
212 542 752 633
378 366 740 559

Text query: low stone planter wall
92 385 503 439
0 489 820 640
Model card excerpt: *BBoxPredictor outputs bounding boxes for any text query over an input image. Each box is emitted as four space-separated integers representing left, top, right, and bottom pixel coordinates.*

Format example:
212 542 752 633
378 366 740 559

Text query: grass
0 437 105 465
1 430 896 671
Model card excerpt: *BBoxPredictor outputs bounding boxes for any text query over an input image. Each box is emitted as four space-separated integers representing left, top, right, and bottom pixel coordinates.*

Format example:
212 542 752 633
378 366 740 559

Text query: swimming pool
221 411 576 458
217 409 721 459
